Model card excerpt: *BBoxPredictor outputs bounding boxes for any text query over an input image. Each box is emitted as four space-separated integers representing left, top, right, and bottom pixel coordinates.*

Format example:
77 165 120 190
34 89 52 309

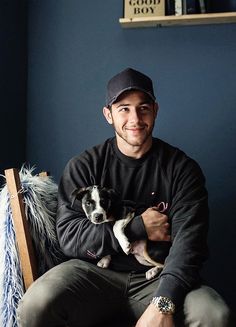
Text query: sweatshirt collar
111 137 154 167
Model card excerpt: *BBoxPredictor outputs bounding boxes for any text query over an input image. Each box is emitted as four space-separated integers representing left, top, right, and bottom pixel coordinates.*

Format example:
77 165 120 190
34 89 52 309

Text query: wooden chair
4 168 134 327
4 168 47 290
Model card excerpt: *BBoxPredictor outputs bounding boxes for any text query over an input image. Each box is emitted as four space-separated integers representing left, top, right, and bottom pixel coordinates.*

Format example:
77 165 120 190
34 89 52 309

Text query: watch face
158 297 174 314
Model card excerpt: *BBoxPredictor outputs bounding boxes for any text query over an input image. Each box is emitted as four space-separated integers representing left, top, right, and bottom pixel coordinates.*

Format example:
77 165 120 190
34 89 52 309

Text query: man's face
103 90 158 153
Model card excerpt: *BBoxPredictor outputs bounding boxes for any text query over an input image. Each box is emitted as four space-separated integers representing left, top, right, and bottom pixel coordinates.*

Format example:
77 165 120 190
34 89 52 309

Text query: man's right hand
141 207 170 242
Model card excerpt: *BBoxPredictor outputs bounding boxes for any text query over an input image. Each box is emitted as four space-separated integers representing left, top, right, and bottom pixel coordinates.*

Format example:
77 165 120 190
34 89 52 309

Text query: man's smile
125 126 145 132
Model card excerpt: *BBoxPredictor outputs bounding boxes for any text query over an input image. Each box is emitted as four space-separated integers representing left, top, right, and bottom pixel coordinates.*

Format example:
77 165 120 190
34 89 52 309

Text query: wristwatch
151 296 175 314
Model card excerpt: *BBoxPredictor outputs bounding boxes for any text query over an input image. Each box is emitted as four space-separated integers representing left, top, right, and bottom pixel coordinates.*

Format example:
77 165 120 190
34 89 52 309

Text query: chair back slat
4 168 38 290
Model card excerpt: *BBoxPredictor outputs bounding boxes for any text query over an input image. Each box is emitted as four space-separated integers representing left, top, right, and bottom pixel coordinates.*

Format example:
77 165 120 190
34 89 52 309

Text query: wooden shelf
119 12 236 28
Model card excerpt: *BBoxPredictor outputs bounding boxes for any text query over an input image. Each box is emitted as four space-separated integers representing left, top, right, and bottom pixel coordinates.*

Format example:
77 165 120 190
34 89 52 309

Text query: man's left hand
135 303 174 327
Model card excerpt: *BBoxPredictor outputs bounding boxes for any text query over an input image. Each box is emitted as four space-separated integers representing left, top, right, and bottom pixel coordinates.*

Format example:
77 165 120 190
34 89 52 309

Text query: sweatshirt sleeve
125 215 147 241
56 157 121 261
154 158 209 310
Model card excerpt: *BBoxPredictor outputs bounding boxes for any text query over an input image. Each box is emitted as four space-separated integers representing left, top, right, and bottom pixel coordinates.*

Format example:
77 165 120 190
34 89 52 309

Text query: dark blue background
1 0 236 311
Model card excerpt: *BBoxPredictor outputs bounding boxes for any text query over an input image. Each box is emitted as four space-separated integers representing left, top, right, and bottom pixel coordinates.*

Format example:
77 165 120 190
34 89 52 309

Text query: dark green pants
17 259 231 327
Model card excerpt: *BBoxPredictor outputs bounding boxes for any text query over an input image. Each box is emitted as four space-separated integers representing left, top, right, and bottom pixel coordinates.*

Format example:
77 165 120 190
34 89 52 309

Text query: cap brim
107 87 156 107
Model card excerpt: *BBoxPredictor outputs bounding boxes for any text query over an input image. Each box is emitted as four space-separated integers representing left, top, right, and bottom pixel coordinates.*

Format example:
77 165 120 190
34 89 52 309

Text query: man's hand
135 303 174 327
141 207 170 242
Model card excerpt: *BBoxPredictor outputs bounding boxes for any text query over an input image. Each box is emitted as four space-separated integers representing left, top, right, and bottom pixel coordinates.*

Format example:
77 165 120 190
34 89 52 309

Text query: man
18 68 231 326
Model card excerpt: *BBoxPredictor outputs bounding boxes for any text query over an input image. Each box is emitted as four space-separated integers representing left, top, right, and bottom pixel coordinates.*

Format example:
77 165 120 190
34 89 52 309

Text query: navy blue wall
0 1 27 183
27 1 236 310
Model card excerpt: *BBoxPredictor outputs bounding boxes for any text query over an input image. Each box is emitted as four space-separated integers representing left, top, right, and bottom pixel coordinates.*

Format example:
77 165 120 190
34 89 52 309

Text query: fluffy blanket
0 167 65 327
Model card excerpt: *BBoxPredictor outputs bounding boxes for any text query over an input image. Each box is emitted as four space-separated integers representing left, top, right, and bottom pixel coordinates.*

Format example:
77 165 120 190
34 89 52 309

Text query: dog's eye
86 201 92 207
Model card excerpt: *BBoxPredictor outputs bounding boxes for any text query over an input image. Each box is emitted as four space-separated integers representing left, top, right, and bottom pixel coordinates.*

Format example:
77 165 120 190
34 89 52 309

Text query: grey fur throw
0 166 66 327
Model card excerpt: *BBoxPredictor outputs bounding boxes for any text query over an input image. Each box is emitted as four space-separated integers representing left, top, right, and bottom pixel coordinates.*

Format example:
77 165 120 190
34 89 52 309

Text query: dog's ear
72 187 88 200
107 188 119 202
71 187 88 207
105 188 122 219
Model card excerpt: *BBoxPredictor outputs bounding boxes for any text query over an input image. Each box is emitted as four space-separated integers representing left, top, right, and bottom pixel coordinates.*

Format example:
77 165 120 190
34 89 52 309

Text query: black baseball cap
106 68 156 107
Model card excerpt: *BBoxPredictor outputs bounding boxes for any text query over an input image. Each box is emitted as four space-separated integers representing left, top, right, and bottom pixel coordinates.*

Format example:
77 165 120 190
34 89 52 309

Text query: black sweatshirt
56 137 209 309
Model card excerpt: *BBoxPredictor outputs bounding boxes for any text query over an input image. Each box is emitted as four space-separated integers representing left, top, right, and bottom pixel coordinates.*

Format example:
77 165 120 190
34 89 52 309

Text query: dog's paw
146 267 162 280
97 255 111 269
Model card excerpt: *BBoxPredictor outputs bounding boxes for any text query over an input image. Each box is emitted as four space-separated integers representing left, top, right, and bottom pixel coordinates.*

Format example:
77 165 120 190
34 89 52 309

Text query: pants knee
184 285 231 327
17 293 47 326
16 262 74 326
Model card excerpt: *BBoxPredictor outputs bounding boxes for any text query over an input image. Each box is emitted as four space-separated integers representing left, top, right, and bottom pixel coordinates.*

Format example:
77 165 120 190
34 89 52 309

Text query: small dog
72 185 164 280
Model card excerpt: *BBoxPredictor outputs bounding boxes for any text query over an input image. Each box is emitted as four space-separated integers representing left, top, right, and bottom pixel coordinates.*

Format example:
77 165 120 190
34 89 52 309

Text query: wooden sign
124 0 165 18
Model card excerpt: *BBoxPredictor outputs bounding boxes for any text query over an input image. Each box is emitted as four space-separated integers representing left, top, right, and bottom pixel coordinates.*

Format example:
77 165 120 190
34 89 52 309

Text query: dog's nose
94 213 103 223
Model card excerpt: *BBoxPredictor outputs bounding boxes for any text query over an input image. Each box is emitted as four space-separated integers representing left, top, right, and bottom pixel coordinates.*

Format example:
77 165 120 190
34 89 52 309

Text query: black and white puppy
73 185 164 280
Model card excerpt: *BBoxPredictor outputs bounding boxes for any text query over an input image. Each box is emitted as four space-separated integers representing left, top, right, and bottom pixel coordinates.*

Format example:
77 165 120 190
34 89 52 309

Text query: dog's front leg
97 255 111 268
113 212 134 255
146 266 163 280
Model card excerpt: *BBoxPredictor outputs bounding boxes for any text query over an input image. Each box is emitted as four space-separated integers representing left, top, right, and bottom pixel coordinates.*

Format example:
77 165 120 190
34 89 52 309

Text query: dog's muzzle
92 213 105 224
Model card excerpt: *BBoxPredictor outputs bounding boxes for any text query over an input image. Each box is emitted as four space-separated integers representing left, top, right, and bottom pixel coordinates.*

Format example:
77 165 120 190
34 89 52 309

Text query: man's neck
116 135 153 159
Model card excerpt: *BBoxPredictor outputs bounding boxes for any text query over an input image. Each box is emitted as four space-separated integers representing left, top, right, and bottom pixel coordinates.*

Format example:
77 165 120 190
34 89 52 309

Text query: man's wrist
151 296 175 314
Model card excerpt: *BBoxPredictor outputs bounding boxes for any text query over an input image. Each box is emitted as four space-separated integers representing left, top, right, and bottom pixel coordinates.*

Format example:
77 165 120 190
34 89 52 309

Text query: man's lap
17 259 232 327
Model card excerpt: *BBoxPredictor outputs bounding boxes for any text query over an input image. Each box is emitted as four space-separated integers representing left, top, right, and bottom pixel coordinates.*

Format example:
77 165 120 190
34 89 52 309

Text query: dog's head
72 185 118 224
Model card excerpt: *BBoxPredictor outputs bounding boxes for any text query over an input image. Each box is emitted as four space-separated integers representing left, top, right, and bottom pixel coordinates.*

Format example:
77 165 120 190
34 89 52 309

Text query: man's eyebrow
116 103 131 108
116 101 152 108
139 101 153 105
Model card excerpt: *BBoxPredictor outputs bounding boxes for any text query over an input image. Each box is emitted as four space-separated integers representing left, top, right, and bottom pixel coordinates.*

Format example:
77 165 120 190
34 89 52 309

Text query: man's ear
103 107 113 125
154 102 159 119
